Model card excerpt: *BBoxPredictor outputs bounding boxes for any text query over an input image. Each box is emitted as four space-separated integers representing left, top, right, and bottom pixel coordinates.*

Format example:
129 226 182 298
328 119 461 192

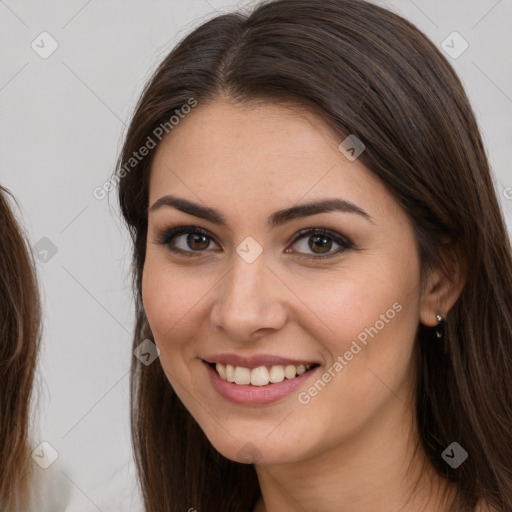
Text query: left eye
288 228 353 258
286 227 353 259
156 226 353 259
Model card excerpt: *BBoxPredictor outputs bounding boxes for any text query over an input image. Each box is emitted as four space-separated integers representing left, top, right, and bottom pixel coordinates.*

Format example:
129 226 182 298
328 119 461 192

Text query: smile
213 362 316 386
203 357 321 406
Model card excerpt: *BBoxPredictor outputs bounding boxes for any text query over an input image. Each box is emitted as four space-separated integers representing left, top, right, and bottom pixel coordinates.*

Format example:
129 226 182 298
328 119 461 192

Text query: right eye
155 226 220 256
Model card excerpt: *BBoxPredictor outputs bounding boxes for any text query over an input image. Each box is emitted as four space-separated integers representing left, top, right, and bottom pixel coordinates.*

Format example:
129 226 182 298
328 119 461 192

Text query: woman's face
143 98 425 465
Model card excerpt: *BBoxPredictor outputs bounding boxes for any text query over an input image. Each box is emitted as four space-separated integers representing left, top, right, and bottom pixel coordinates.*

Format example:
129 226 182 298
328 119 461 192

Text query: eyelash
154 225 354 261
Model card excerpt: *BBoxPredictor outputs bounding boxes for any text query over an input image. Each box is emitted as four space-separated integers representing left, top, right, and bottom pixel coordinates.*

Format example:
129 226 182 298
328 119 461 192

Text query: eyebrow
148 195 373 228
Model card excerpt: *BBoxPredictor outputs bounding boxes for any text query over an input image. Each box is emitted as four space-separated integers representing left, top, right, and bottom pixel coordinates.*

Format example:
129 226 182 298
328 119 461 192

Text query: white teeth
214 362 315 386
269 365 285 383
284 365 297 379
226 364 236 383
251 366 270 386
234 366 251 385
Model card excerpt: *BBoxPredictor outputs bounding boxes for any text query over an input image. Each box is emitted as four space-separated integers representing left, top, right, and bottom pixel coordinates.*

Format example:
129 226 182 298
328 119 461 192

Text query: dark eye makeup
153 225 354 261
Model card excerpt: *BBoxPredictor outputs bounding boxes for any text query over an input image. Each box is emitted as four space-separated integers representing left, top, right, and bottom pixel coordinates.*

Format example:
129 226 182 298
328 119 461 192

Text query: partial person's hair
0 187 41 510
116 0 512 510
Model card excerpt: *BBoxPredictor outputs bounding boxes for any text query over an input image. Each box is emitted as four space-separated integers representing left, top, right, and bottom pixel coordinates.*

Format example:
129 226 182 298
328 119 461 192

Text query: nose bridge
211 248 286 339
231 249 268 301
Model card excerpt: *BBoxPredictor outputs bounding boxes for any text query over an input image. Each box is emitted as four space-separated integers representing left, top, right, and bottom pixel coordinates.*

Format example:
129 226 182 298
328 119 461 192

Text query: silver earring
435 314 445 340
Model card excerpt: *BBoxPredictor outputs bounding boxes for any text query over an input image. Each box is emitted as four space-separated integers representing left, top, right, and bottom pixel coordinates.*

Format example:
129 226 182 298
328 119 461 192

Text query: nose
210 252 288 342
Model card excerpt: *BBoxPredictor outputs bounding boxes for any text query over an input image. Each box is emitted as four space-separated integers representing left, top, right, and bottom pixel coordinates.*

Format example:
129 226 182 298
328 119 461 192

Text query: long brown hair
117 0 512 510
0 187 41 510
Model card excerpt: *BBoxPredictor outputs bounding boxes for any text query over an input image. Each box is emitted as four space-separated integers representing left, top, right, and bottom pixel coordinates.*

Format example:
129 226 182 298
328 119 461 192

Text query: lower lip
204 361 320 406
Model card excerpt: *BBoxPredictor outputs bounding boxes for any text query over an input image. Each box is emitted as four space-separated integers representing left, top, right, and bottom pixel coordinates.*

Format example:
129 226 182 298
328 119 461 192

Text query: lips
202 354 321 405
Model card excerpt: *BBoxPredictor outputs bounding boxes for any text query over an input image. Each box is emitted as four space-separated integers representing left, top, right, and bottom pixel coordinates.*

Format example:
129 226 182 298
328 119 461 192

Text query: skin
142 97 465 512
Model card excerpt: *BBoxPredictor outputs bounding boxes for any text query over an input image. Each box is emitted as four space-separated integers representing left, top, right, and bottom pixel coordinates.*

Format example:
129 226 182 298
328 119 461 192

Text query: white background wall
1 0 511 510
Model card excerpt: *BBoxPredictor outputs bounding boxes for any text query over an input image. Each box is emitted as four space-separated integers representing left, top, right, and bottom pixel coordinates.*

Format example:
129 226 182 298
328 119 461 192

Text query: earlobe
419 252 465 328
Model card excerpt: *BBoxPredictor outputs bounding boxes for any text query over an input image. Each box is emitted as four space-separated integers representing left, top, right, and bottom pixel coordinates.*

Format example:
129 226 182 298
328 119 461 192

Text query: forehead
148 99 394 222
152 99 338 173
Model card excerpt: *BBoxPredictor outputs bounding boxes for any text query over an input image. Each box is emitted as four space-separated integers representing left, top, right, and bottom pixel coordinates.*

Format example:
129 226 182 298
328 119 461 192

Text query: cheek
141 251 206 352
297 255 420 357
295 250 421 427
295 246 420 391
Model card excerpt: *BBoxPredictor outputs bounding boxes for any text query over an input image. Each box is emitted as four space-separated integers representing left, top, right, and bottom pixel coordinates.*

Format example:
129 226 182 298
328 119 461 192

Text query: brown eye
156 226 220 255
288 228 353 259
185 233 211 251
308 234 333 254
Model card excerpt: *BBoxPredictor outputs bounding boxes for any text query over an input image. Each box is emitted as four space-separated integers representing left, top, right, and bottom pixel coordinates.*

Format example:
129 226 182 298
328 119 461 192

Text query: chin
210 436 305 465
195 415 320 466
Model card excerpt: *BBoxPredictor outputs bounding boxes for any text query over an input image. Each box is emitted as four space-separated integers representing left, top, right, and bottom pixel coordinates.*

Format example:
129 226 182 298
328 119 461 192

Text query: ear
420 249 466 327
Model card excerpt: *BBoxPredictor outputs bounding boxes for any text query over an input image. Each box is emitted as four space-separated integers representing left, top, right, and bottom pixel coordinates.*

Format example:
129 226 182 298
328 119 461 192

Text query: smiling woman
116 0 512 511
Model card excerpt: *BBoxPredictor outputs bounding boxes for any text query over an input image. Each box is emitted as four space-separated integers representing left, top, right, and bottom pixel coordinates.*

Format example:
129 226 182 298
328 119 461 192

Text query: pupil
309 235 331 254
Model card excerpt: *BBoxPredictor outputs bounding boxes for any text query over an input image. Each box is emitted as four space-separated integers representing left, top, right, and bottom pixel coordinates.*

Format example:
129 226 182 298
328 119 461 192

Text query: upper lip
203 353 320 368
